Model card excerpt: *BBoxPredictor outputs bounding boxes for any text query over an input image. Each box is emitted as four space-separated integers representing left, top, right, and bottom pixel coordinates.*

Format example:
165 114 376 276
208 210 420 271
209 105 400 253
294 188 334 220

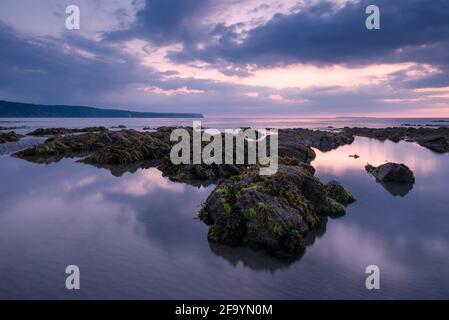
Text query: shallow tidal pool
1 136 449 299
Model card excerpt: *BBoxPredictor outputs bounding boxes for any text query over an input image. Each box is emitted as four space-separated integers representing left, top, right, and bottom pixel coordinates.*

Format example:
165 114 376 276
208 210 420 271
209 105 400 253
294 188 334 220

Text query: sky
0 0 449 117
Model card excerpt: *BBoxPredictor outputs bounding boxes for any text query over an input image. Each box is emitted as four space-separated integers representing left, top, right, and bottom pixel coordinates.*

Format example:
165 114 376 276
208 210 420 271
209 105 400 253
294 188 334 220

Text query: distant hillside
0 101 203 118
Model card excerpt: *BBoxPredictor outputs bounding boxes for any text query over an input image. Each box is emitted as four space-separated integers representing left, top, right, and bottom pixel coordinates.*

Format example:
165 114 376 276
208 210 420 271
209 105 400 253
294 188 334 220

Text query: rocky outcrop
14 127 355 184
344 127 449 153
27 127 108 136
0 131 23 144
16 129 171 166
279 128 354 152
366 162 415 183
198 164 355 257
13 125 358 257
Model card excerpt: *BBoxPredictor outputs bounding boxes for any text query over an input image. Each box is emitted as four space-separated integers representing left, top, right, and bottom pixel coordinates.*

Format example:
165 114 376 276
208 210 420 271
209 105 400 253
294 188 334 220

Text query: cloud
167 0 449 88
0 0 448 116
105 0 214 45
0 21 158 105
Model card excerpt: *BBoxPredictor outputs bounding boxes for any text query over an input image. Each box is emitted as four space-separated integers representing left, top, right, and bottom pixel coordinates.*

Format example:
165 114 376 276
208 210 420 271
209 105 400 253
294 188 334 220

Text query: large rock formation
198 164 355 257
14 127 356 184
15 129 170 164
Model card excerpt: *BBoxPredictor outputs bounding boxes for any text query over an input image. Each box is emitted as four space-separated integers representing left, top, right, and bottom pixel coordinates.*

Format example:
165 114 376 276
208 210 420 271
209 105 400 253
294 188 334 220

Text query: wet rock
344 127 449 153
325 180 356 205
14 129 170 165
27 126 108 136
416 135 449 153
111 125 127 129
81 133 170 165
15 126 353 185
278 134 316 163
279 128 354 152
158 160 244 183
198 164 355 257
0 131 23 144
366 162 415 183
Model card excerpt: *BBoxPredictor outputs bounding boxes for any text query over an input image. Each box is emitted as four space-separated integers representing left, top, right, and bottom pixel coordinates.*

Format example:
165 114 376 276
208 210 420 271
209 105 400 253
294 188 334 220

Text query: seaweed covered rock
0 131 23 144
199 164 355 257
27 127 107 136
158 160 244 182
81 134 170 165
14 130 170 164
325 180 356 205
366 162 415 183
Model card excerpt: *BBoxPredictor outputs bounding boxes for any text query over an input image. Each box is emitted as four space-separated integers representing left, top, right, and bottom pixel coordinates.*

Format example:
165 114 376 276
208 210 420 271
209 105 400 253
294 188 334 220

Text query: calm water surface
0 118 449 299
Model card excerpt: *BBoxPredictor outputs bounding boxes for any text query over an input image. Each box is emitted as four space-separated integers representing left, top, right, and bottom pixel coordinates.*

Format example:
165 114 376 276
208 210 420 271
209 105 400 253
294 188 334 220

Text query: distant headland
0 101 203 118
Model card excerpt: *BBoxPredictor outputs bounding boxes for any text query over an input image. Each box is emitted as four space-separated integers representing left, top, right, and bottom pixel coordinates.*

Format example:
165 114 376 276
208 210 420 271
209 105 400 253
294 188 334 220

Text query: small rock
325 180 356 205
366 162 415 183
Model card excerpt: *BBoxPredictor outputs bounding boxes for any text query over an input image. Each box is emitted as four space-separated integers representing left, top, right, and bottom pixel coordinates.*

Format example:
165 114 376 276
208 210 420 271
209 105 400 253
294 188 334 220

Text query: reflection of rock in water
208 219 328 272
1 137 45 156
209 242 302 272
377 181 414 197
83 160 159 177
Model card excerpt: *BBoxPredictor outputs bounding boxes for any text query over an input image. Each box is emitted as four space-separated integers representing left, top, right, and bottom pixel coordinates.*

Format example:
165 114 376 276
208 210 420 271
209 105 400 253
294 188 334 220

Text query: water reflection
1 135 449 299
312 137 443 176
208 220 328 273
373 180 414 197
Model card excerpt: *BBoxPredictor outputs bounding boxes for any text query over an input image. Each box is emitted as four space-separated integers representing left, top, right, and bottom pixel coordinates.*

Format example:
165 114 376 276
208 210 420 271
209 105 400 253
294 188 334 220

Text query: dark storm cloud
166 0 449 87
0 18 269 112
105 0 213 45
0 21 157 104
0 19 224 108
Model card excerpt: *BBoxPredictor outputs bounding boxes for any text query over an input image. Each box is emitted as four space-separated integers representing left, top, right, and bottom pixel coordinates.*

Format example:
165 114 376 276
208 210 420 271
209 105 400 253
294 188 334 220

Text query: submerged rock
198 164 355 257
27 127 107 136
366 162 415 183
0 131 23 144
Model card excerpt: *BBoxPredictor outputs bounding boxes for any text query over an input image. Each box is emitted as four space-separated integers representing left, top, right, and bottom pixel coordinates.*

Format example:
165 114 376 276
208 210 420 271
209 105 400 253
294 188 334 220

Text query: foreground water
1 119 449 299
